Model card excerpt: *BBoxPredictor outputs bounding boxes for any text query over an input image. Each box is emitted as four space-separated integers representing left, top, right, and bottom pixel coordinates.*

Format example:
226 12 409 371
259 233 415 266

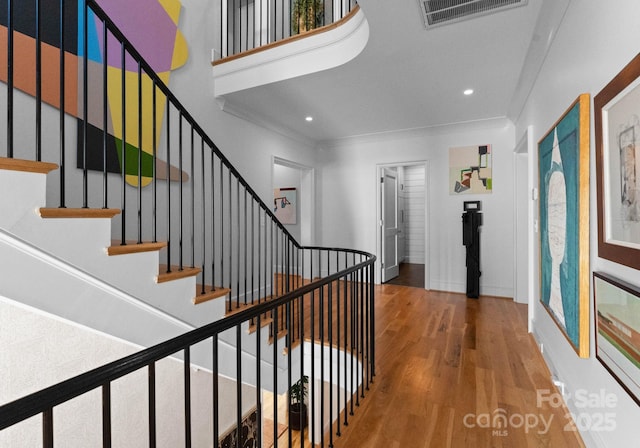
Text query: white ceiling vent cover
418 0 528 29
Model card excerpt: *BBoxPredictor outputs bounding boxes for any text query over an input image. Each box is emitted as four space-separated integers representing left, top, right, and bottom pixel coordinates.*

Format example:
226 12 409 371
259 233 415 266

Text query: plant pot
289 403 308 430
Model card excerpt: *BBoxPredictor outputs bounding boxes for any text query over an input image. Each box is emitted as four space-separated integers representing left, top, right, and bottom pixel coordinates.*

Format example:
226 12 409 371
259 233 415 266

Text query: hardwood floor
385 263 425 288
326 285 585 448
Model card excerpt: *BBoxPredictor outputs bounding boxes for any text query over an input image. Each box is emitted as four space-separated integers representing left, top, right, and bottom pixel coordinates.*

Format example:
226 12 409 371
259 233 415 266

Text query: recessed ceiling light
305 116 313 122
463 89 474 96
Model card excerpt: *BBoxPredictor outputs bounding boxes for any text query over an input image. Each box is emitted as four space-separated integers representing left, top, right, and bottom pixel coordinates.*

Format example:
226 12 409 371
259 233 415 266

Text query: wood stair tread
0 157 58 174
39 207 121 219
156 265 201 283
107 240 167 256
193 285 230 304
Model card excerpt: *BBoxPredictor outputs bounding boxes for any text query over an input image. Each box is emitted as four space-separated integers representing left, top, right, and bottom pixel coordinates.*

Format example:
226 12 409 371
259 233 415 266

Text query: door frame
272 157 315 246
375 161 430 289
512 125 535 332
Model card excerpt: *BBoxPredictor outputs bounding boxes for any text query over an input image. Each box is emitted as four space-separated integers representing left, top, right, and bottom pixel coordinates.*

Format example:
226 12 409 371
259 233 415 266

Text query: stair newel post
137 61 143 244
59 0 66 207
369 261 376 379
102 18 109 209
335 264 341 437
298 290 305 448
358 266 364 401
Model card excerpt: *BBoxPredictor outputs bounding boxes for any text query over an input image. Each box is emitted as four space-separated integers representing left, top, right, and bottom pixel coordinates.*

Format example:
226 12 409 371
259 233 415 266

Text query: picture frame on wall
595 53 640 270
593 272 640 405
538 94 590 358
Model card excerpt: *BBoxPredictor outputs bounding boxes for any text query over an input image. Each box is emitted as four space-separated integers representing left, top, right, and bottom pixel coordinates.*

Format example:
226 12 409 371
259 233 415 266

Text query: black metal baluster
148 363 156 447
184 347 191 448
221 162 226 309
370 262 376 378
286 297 292 448
120 42 127 242
320 282 325 448
237 178 241 305
102 383 111 448
59 0 66 207
229 169 233 305
211 150 216 291
137 62 143 244
82 0 89 207
102 20 109 208
329 278 334 447
43 408 53 448
273 302 279 448
244 188 248 304
190 128 195 268
178 113 184 270
251 200 255 305
165 101 171 273
152 87 157 243
310 249 316 446
235 325 242 446
343 261 349 427
336 268 341 437
256 312 262 447
6 0 13 158
35 0 42 161
359 268 364 401
349 269 354 416
213 335 220 448
201 138 206 294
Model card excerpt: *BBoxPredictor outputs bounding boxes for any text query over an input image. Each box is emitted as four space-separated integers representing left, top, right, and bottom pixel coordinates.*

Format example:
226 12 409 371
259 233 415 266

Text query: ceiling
219 0 545 145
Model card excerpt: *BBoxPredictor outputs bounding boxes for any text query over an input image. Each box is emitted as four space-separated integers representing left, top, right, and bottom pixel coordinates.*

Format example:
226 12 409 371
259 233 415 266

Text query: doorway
377 162 428 289
272 157 315 246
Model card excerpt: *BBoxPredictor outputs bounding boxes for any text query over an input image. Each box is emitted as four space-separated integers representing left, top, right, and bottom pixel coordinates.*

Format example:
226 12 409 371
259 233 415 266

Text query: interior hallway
328 284 585 448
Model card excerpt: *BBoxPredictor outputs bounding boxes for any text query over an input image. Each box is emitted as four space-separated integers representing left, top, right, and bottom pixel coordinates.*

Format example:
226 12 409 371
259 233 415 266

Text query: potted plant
291 0 324 35
288 375 309 430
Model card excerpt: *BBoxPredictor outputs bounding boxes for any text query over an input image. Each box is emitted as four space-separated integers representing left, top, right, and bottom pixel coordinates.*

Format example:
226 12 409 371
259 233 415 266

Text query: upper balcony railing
216 0 358 61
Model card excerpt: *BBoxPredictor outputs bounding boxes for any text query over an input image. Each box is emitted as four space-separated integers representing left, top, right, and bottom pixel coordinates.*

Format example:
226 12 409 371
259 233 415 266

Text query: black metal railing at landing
215 0 358 61
0 247 376 448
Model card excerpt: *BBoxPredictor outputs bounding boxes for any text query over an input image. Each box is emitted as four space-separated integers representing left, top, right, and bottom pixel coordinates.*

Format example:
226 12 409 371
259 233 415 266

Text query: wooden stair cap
0 157 58 174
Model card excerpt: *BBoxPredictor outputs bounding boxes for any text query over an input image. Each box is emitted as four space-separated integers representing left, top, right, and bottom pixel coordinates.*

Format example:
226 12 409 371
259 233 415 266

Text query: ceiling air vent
418 0 528 29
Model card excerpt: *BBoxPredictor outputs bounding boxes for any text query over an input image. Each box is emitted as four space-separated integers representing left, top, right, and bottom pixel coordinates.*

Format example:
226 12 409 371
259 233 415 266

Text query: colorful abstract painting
0 0 189 185
274 187 297 225
449 144 492 194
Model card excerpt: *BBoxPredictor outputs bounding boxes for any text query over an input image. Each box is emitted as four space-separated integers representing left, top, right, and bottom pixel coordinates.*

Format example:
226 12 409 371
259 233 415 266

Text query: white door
381 168 399 282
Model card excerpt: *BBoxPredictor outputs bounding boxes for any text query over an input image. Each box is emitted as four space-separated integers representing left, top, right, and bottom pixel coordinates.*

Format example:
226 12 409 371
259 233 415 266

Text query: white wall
516 1 640 446
318 119 515 297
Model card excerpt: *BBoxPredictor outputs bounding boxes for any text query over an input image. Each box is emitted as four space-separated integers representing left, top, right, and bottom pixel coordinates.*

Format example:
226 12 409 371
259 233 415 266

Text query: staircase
0 1 375 446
